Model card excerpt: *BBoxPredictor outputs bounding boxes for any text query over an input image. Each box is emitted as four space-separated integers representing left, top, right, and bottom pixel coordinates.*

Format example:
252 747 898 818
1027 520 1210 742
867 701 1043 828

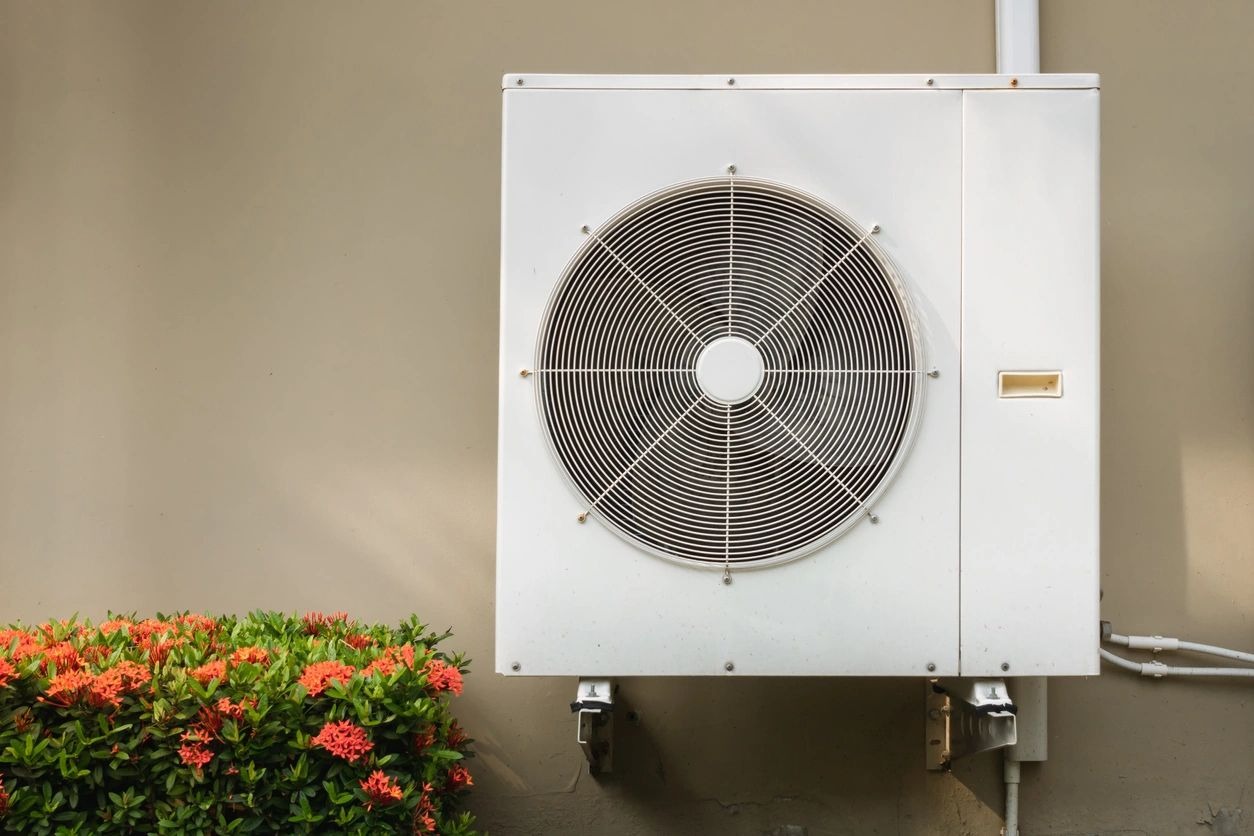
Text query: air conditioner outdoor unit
497 74 1099 678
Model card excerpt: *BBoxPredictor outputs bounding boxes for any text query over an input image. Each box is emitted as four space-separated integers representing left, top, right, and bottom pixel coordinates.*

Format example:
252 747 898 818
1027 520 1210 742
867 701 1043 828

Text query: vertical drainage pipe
996 0 1040 74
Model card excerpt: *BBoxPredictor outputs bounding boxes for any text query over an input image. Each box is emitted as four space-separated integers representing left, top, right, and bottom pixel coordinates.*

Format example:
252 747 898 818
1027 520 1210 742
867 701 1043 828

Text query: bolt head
724 661 735 672
580 224 590 234
722 574 732 586
926 662 936 672
1001 662 1010 672
727 78 735 86
1010 78 1019 88
871 224 881 234
926 78 935 86
510 662 521 672
515 78 524 86
727 164 737 175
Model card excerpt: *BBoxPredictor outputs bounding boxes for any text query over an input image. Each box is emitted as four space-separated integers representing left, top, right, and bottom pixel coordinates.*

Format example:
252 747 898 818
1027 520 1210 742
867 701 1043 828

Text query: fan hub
695 336 765 405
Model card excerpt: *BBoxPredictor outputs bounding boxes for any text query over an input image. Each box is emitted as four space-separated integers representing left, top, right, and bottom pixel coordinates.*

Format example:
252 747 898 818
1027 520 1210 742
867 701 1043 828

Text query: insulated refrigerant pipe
1100 648 1254 679
1107 632 1254 665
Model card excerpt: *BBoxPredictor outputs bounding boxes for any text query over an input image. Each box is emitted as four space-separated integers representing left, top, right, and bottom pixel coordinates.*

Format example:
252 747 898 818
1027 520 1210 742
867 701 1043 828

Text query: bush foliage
0 611 476 834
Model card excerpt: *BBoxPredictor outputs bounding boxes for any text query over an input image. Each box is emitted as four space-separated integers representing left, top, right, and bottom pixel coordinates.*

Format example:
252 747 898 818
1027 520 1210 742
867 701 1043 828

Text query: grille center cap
695 336 765 404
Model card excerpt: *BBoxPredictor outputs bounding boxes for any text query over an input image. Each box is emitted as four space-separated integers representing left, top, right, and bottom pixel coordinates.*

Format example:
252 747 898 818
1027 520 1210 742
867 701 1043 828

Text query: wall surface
1 1 1251 834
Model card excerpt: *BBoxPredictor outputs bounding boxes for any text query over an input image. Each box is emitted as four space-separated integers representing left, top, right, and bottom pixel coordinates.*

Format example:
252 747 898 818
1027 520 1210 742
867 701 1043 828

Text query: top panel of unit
501 73 1100 91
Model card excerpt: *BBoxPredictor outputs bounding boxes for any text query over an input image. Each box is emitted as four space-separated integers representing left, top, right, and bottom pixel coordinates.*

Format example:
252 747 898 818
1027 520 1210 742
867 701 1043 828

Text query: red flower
302 611 353 636
413 726 437 752
40 641 83 673
174 614 217 634
230 646 269 666
298 660 355 697
447 721 468 749
0 773 9 817
311 720 374 763
413 782 437 833
215 696 252 721
422 659 463 696
362 644 414 678
90 661 151 708
359 770 403 811
189 660 226 686
178 742 213 769
0 629 41 663
447 764 473 790
98 618 133 635
43 669 95 706
0 658 15 689
343 632 374 650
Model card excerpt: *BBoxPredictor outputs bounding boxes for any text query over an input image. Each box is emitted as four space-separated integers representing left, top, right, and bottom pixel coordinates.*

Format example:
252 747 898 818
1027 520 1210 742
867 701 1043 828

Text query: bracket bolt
871 224 881 234
1010 78 1019 88
580 224 590 234
926 78 935 86
868 513 880 524
926 662 936 672
927 368 940 378
722 574 732 586
1001 662 1010 672
519 368 532 378
724 661 735 672
510 662 521 672
515 78 524 86
577 512 588 524
727 164 737 175
727 78 736 86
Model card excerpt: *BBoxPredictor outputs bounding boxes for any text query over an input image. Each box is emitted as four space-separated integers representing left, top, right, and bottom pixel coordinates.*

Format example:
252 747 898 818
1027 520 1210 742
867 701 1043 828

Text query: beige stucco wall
1 1 1251 833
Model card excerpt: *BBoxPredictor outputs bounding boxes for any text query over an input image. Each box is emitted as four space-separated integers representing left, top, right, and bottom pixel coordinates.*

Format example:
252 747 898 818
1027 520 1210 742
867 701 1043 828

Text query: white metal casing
497 74 1099 677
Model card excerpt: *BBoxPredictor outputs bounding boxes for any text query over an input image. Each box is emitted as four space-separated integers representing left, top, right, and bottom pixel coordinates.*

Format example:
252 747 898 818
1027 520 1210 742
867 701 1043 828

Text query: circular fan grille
534 177 923 567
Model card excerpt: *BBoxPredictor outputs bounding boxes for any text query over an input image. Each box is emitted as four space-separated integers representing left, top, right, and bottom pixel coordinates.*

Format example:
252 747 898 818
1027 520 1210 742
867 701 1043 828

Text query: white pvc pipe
1003 755 1021 836
995 0 1040 74
1107 632 1254 665
1100 648 1254 679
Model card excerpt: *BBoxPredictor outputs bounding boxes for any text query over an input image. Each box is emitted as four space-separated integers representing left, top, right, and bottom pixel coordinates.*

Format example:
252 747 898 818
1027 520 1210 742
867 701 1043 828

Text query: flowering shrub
0 612 476 834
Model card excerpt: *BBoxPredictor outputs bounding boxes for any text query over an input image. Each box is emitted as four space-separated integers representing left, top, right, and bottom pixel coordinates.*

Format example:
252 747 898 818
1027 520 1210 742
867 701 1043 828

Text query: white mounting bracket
571 678 614 774
925 678 1018 770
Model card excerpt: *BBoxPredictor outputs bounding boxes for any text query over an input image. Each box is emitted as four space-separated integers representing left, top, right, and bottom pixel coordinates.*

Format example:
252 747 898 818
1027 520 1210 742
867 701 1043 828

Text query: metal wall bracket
926 678 1018 771
571 678 614 774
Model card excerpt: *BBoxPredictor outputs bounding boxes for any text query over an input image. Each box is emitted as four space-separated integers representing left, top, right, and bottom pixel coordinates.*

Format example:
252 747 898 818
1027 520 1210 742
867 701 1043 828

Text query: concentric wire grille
533 177 924 567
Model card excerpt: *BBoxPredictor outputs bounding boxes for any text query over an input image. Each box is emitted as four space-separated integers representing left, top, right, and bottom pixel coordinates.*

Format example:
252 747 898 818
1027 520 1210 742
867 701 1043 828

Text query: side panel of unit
960 89 1100 676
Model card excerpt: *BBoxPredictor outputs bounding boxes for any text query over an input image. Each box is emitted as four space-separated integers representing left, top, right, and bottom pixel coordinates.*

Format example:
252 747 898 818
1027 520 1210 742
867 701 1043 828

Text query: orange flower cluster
361 644 415 679
230 646 269 666
188 660 226 686
413 725 437 752
215 696 253 721
359 770 403 811
422 659 463 696
311 719 374 763
38 641 83 673
447 764 473 791
0 773 8 817
0 658 15 689
43 661 151 710
413 782 437 833
0 629 41 662
342 633 374 650
447 720 468 748
177 694 255 771
178 741 213 769
302 611 352 636
298 660 356 697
